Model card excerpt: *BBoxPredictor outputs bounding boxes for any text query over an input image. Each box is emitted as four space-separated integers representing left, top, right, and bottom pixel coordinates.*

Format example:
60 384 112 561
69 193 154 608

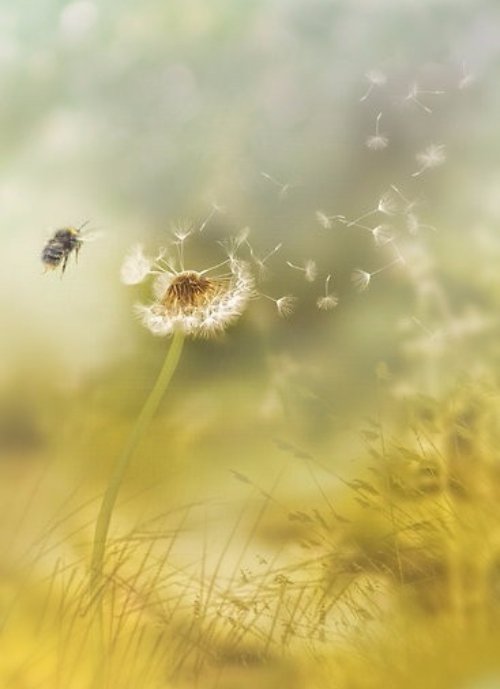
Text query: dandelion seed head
351 269 372 292
120 244 153 285
135 259 254 338
366 134 389 151
317 294 339 311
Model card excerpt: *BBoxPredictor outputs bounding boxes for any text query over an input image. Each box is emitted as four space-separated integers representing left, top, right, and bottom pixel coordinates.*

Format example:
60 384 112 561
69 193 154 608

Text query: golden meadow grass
4 377 500 687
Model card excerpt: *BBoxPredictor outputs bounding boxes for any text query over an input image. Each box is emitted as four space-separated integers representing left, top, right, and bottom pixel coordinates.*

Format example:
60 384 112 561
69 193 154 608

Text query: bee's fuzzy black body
42 228 83 274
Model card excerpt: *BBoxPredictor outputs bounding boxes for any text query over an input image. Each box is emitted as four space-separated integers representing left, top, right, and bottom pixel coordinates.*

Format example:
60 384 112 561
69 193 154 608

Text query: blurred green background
2 1 500 686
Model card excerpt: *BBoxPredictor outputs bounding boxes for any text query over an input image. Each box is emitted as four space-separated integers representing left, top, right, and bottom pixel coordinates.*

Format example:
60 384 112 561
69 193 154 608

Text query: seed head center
163 271 213 308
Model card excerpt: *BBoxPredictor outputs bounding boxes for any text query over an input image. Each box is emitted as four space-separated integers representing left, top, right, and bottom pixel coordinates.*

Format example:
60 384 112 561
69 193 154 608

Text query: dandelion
286 258 318 282
91 230 254 596
365 112 388 151
412 144 446 177
137 264 253 338
360 69 387 102
316 275 338 310
120 244 153 285
403 82 445 114
133 257 254 339
351 255 405 292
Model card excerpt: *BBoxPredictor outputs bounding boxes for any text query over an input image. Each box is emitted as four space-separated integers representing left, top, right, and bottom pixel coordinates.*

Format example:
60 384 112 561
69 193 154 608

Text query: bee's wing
80 230 104 242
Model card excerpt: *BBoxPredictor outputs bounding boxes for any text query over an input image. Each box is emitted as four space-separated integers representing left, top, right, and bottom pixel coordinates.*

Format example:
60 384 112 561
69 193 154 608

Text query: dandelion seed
459 61 475 90
286 258 317 282
247 241 282 277
275 295 297 317
120 244 153 285
351 255 404 292
262 293 297 318
366 134 389 151
343 218 394 246
390 184 417 213
304 259 317 282
316 211 332 229
236 226 250 246
371 224 394 247
198 202 223 232
172 221 192 243
412 144 446 177
407 213 420 236
316 274 338 310
261 172 296 199
316 211 346 229
351 269 372 292
172 221 193 269
404 82 445 114
365 112 388 151
377 190 400 215
360 69 387 102
406 212 436 235
347 189 399 227
218 226 252 264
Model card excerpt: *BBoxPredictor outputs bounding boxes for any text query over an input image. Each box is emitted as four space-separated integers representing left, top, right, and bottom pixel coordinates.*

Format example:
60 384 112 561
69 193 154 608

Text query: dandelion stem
90 330 185 594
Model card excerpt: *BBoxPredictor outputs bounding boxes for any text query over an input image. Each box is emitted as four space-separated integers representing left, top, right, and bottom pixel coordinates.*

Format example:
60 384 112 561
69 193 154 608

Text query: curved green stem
90 330 185 593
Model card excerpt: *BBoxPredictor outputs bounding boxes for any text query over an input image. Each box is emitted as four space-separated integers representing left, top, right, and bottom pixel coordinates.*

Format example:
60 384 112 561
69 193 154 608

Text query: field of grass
3 378 500 688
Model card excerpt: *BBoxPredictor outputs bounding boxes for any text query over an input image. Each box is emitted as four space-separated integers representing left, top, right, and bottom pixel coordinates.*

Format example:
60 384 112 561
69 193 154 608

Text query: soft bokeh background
2 1 500 687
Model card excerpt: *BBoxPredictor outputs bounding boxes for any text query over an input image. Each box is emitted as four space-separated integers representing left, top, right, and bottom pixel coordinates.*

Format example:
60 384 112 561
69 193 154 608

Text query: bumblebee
41 224 87 274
